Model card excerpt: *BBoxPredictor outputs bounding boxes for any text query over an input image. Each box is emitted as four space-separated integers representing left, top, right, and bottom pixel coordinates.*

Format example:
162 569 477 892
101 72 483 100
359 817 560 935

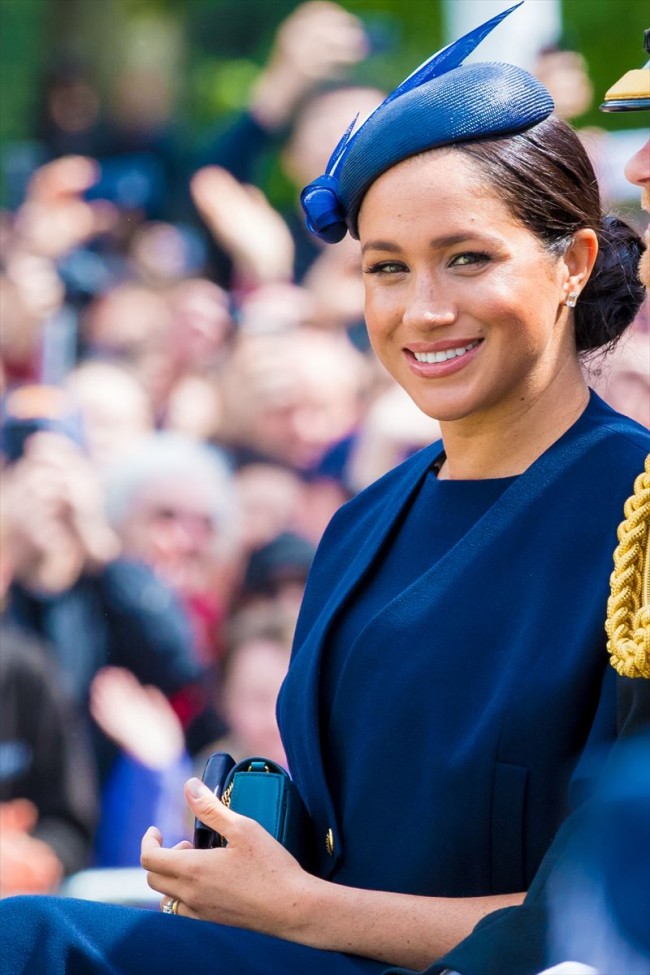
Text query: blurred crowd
0 1 647 901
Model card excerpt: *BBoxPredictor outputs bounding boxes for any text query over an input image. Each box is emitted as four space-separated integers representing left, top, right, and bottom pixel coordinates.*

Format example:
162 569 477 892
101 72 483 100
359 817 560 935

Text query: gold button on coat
325 828 334 856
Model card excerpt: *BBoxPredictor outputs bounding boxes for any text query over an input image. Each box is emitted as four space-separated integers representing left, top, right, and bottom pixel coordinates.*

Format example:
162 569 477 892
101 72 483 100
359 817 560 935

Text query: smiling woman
351 107 643 479
1 5 649 975
358 148 596 459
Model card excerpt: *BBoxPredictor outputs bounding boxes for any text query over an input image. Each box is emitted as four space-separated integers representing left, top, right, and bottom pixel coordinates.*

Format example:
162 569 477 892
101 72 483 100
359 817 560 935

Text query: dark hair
453 115 645 353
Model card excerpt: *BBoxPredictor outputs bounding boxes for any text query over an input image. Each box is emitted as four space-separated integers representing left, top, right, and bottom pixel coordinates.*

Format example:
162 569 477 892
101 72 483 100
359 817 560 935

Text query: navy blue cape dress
2 391 648 975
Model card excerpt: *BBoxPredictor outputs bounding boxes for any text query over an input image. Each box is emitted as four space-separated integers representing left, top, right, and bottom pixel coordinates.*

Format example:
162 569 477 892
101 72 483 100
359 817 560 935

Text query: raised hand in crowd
249 0 369 131
90 667 185 772
11 155 116 261
4 431 119 593
89 666 191 868
190 165 295 289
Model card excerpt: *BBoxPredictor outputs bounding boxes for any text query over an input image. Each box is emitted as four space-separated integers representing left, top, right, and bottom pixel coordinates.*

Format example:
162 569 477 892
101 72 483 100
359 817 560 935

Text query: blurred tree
0 0 48 149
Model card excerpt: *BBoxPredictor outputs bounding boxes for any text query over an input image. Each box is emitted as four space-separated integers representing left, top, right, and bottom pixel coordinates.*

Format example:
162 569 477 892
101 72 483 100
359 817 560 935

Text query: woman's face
358 149 578 427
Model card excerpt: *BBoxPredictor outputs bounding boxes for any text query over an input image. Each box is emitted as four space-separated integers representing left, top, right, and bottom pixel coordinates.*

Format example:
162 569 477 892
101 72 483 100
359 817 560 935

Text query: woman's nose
402 279 456 330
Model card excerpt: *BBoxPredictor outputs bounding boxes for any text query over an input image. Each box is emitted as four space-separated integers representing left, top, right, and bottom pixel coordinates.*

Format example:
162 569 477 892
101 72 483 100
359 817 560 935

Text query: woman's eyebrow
361 239 401 255
362 232 494 256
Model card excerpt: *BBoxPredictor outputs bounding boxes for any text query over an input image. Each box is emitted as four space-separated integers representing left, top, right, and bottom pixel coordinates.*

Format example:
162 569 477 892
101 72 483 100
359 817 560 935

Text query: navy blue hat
301 2 555 244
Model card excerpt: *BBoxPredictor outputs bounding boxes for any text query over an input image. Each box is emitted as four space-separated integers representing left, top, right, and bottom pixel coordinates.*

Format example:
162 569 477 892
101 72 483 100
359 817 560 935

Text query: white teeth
413 341 479 364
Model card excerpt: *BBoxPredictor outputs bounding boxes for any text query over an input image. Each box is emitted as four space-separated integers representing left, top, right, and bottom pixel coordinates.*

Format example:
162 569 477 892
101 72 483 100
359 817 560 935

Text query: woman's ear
561 228 599 302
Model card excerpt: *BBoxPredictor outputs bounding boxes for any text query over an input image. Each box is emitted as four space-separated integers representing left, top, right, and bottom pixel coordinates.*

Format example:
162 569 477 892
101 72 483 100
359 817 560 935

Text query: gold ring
162 897 180 915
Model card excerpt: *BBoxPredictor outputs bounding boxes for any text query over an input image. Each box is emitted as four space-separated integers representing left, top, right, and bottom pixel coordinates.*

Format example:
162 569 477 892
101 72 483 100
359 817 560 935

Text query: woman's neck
438 372 590 481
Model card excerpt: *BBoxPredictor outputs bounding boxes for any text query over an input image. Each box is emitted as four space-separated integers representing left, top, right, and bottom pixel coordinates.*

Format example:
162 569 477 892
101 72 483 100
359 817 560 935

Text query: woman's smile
406 338 483 376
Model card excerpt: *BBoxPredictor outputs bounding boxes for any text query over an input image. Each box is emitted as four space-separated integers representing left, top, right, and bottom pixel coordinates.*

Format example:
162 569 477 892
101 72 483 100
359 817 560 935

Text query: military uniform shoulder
606 454 650 679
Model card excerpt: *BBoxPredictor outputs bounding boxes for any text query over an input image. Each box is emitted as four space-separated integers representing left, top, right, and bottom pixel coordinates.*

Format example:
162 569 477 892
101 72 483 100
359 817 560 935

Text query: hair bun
575 213 645 353
300 175 348 244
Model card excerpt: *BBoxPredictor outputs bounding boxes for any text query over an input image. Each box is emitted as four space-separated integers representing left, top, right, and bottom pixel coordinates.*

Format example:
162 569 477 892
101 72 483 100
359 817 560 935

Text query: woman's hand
142 777 526 966
141 778 315 937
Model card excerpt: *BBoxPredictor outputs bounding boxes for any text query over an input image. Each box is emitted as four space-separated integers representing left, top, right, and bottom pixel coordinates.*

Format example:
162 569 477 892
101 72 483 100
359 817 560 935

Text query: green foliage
189 57 260 127
562 0 649 130
184 0 298 60
0 0 48 144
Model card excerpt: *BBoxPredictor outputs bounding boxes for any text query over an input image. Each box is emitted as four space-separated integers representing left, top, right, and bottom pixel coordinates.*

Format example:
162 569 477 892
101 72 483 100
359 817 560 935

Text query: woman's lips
405 339 483 376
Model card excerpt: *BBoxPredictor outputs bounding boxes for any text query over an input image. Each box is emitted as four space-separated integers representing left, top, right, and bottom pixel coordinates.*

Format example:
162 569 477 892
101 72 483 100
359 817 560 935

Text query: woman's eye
363 261 407 275
448 251 490 268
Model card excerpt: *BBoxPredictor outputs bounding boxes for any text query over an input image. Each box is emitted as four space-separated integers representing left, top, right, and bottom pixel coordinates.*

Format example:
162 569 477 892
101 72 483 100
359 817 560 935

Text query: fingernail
187 777 207 799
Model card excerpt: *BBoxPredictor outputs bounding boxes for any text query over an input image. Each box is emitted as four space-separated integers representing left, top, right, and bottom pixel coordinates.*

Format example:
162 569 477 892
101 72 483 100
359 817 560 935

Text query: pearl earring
565 291 579 308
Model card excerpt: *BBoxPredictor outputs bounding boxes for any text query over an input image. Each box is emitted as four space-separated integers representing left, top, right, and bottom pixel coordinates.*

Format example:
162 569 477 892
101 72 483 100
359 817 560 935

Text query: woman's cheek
364 289 399 338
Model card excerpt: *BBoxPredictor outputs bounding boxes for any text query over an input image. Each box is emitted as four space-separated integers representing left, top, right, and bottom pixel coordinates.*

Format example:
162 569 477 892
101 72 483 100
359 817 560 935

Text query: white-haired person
103 431 240 668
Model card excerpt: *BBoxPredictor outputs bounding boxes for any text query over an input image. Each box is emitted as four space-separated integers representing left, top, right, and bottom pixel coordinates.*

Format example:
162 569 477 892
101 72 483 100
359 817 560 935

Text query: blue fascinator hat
301 1 555 244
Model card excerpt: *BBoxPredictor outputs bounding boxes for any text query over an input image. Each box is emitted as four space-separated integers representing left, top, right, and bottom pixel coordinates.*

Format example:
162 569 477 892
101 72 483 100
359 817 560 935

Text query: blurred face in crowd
221 328 367 471
252 362 356 470
65 361 153 469
82 284 176 411
219 637 290 765
532 49 593 120
303 234 366 332
283 86 384 187
47 76 101 134
234 464 305 554
118 477 220 596
167 278 233 371
237 283 314 335
129 223 202 286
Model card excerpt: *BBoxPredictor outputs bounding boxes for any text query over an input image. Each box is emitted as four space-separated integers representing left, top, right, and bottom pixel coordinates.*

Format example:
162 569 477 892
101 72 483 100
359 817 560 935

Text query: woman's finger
184 777 245 840
140 825 163 857
140 827 187 876
140 825 163 855
160 896 199 921
172 840 194 851
146 872 172 897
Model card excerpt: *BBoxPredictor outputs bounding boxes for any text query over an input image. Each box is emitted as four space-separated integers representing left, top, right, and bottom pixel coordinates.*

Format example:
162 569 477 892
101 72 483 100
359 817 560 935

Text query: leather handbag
193 752 314 869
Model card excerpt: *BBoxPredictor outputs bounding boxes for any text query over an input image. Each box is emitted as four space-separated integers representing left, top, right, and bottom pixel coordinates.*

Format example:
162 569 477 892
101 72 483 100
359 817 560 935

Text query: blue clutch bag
193 753 314 870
